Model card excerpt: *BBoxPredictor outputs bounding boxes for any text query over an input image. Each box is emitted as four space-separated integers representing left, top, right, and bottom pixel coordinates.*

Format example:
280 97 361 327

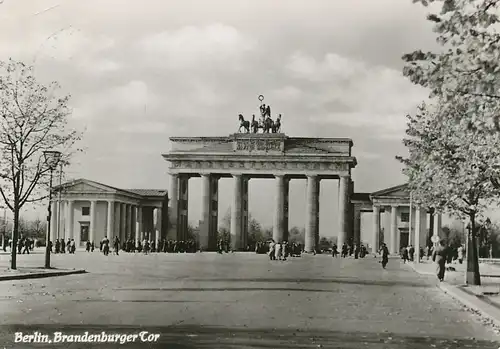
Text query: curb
439 283 500 328
408 262 500 327
0 269 86 281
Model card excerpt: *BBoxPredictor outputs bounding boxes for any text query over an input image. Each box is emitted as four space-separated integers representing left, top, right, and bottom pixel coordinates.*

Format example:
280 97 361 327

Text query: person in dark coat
402 247 409 263
432 239 449 282
380 243 389 269
332 244 338 258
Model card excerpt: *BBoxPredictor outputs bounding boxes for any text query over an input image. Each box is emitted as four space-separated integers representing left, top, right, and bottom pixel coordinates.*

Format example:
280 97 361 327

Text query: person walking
402 246 409 263
113 236 120 255
432 239 449 282
380 243 389 269
102 236 110 256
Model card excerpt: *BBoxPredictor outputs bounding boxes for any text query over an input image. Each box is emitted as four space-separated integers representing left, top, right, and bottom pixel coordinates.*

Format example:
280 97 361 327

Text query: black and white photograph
1 0 500 348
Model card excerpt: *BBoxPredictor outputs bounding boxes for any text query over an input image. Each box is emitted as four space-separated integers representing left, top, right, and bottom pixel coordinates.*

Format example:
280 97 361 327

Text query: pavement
410 259 500 330
0 251 500 348
0 249 86 281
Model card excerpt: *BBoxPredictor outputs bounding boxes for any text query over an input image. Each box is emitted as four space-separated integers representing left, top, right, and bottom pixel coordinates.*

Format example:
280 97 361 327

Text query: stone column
304 175 318 253
115 202 121 240
126 204 132 239
419 208 428 252
135 206 142 247
121 203 127 241
433 212 442 246
90 200 97 243
155 207 162 247
50 201 57 243
428 209 435 248
106 200 114 239
283 178 290 242
168 173 179 240
353 205 361 245
415 207 421 264
315 179 320 249
230 174 242 251
337 176 349 248
178 176 189 241
372 205 380 253
241 177 249 250
66 200 74 240
209 176 219 251
200 174 211 249
390 205 398 254
273 175 285 243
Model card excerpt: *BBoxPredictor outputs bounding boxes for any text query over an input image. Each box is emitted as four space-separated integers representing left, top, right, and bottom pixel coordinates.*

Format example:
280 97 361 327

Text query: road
0 251 498 348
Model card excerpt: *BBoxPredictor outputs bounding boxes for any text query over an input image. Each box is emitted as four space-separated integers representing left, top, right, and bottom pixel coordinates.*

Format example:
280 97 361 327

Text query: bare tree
0 59 83 269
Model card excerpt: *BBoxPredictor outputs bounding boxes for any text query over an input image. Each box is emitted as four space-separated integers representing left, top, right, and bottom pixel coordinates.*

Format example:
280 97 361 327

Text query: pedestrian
268 240 275 260
22 238 30 254
275 242 282 261
102 236 110 256
86 241 91 252
113 236 120 255
332 244 338 258
91 241 95 252
432 239 449 282
402 246 409 263
409 245 415 261
380 243 389 269
60 238 65 253
70 239 76 254
354 244 360 259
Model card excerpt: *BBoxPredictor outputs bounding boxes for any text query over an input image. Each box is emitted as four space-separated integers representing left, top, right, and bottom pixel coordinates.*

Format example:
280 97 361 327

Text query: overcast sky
0 0 444 235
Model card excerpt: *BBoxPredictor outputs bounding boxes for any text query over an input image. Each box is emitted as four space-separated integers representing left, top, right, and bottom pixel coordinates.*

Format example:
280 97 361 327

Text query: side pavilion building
50 179 168 247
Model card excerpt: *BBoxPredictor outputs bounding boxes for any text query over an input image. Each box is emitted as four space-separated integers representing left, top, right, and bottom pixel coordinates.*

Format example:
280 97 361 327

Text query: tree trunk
10 201 20 270
466 213 481 285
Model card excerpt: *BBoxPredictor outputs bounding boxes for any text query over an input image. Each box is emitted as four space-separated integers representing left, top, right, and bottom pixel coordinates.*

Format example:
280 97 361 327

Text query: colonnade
371 204 443 256
49 199 163 247
169 173 352 252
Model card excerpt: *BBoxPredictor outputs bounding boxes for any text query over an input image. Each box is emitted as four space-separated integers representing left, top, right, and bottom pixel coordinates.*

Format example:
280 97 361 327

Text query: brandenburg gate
163 133 357 252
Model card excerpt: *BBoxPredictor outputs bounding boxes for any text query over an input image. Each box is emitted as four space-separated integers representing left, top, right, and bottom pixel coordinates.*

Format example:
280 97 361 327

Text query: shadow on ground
116 277 432 289
1 325 497 349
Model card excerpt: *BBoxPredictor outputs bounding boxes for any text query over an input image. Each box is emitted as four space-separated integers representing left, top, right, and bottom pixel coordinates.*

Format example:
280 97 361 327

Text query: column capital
391 204 398 208
306 174 318 179
201 173 210 178
274 174 285 179
232 174 242 179
339 174 350 179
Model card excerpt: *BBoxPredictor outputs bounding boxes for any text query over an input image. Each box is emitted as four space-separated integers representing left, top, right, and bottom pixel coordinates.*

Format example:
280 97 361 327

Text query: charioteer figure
237 95 283 134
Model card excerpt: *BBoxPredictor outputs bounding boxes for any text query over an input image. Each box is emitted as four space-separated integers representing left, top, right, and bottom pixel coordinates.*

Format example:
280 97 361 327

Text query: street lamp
43 150 61 269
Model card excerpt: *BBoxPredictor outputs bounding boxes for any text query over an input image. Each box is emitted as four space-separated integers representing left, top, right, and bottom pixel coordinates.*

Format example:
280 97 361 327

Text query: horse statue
251 114 259 133
263 116 274 133
272 114 281 133
238 114 250 133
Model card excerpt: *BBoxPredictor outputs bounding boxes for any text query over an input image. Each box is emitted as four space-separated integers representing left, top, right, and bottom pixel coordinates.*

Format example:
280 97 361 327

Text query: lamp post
43 150 61 269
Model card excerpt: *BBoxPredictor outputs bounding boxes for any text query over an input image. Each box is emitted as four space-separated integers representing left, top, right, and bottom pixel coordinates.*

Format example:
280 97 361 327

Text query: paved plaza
1 252 499 348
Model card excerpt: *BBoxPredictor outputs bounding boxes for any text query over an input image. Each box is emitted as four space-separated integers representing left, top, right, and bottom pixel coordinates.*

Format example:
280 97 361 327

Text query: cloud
137 23 256 70
283 51 427 138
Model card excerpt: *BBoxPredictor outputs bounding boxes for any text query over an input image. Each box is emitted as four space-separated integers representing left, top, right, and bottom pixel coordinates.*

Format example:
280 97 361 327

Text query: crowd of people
331 243 369 259
398 244 465 265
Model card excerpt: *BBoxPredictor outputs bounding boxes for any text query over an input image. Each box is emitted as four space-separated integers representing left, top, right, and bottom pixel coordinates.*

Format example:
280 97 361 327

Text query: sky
0 0 448 236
